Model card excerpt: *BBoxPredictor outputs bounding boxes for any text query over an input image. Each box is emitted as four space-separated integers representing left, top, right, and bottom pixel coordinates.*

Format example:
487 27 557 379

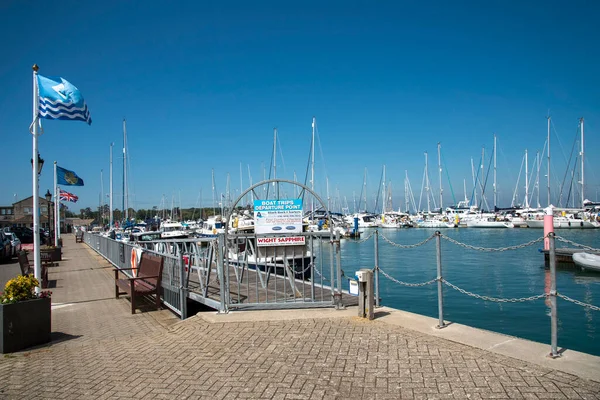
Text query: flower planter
0 297 51 353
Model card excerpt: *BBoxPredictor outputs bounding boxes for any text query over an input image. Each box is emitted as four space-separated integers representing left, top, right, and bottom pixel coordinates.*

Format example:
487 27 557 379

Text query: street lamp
30 153 44 175
45 189 53 246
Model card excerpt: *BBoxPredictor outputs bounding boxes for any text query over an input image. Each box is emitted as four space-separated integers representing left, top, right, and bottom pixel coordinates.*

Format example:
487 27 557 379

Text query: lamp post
31 153 44 176
45 189 53 246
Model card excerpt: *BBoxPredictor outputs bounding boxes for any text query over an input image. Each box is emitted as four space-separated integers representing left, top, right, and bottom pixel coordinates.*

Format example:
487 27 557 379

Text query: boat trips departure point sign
254 199 303 234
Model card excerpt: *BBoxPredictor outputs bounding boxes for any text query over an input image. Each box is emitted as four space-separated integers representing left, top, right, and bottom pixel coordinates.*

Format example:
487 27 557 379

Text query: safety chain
557 293 600 312
344 230 375 244
554 236 600 252
312 267 330 282
441 235 545 252
379 233 436 249
442 279 547 303
379 267 437 287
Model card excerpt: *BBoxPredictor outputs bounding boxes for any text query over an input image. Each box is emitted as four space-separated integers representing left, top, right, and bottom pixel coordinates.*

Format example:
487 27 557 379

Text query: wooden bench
18 252 49 289
114 252 164 314
75 232 84 243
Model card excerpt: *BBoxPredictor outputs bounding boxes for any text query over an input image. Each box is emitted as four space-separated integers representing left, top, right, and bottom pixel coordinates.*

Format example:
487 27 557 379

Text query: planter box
0 297 51 353
41 247 62 262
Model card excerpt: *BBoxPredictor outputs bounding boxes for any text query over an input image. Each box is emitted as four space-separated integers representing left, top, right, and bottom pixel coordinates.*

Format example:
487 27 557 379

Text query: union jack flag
59 190 78 203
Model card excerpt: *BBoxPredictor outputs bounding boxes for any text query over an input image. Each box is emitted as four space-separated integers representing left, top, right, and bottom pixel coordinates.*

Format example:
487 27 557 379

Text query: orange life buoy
131 248 138 277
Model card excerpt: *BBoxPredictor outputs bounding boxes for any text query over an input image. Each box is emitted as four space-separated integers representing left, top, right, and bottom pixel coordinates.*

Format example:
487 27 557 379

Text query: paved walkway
0 236 598 399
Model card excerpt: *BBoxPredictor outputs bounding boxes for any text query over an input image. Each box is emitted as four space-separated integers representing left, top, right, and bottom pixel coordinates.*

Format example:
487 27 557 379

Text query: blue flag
37 74 92 125
57 166 84 186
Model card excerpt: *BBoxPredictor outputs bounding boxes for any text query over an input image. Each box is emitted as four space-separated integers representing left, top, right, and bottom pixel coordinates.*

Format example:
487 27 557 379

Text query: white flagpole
31 64 42 292
110 142 114 228
54 161 58 246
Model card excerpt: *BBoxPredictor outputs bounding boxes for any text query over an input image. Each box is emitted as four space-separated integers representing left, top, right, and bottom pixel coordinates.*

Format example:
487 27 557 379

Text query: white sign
254 199 303 234
256 236 306 247
349 279 359 296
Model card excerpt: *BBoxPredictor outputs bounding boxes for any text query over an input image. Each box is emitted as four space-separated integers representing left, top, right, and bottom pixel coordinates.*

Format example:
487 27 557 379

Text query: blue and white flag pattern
37 74 92 125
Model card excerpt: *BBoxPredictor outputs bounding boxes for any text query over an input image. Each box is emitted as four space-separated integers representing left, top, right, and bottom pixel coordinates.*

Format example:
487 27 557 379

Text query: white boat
343 213 379 229
198 215 226 237
573 252 600 272
526 216 599 229
466 217 513 228
160 221 189 239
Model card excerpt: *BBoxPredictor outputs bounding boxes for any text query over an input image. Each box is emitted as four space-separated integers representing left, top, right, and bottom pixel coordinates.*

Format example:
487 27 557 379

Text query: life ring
131 248 138 276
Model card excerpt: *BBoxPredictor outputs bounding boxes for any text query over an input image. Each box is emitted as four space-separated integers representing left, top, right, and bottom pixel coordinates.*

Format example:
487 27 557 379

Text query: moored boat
573 252 600 272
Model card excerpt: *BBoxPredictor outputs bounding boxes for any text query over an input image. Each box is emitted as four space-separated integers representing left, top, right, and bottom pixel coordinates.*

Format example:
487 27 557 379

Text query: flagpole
31 64 42 292
54 161 58 246
110 142 114 229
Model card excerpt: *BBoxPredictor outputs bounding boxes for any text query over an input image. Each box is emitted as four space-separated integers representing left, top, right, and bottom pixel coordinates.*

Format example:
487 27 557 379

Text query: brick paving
0 236 599 399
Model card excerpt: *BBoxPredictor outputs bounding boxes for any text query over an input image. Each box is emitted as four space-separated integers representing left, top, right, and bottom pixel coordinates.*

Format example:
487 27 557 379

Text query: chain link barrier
440 234 545 252
379 232 436 249
379 267 437 287
343 230 375 244
557 293 600 312
554 236 600 252
442 279 547 303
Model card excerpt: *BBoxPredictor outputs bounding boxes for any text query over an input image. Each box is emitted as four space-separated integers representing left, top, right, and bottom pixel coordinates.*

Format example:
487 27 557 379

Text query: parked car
10 227 40 244
0 231 12 262
5 232 22 257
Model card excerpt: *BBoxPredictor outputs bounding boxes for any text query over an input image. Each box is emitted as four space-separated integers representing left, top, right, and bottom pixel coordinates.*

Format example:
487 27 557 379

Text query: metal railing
83 230 344 315
355 230 599 358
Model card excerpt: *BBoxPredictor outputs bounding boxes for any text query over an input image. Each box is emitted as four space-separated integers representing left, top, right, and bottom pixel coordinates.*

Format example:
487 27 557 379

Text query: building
0 196 63 231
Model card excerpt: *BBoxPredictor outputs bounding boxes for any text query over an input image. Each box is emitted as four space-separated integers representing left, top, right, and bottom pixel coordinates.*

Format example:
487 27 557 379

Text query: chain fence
442 279 548 303
440 234 545 252
379 232 436 249
379 267 437 287
557 293 600 311
344 230 375 244
554 236 600 252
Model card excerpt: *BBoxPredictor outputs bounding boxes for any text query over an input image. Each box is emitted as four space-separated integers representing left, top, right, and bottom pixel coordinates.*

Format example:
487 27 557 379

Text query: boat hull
573 252 600 272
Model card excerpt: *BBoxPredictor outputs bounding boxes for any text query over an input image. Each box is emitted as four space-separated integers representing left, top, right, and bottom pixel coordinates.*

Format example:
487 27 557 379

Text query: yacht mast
524 149 529 209
547 116 551 206
425 152 430 213
109 143 113 228
404 170 409 213
123 119 128 220
493 134 497 208
211 168 216 215
471 157 477 208
311 118 315 216
437 143 443 211
273 128 277 182
363 168 368 212
535 151 541 208
311 117 315 194
480 147 484 208
580 117 585 208
382 164 386 214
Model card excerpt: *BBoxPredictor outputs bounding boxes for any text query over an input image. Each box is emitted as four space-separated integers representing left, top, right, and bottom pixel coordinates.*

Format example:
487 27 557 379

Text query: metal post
435 231 445 329
329 235 335 304
178 250 187 320
357 269 374 320
374 229 380 307
548 232 559 358
217 235 228 313
335 231 343 309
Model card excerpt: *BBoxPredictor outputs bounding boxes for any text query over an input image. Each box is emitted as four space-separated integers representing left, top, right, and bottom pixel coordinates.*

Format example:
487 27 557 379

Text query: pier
1 235 599 399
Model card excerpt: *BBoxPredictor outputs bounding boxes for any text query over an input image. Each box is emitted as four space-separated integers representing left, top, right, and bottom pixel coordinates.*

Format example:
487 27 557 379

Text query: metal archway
220 178 343 311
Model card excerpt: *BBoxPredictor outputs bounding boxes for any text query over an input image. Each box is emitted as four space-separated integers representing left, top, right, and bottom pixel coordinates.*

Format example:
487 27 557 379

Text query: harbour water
317 228 600 356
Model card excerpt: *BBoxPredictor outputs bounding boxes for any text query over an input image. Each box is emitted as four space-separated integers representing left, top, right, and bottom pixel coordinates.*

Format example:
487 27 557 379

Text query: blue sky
1 1 599 214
